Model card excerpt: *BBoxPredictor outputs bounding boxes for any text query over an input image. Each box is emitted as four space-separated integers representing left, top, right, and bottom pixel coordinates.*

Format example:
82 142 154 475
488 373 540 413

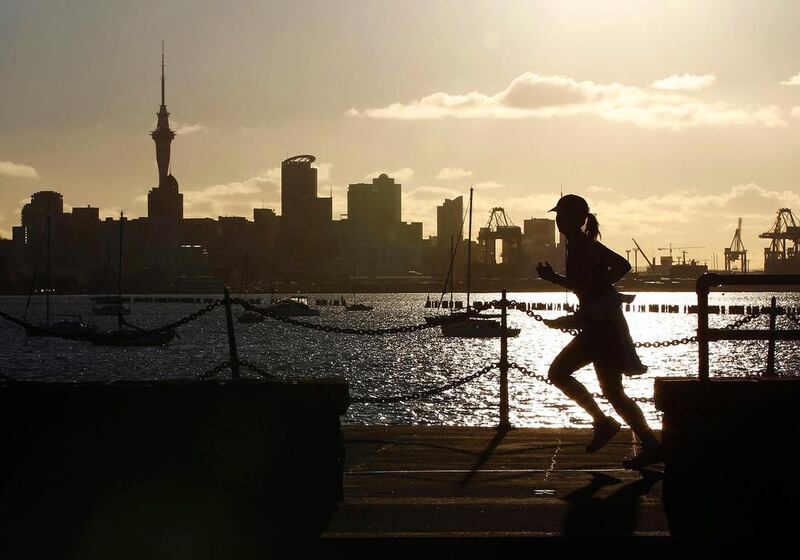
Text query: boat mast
45 214 51 325
449 235 454 312
466 187 473 311
117 211 124 330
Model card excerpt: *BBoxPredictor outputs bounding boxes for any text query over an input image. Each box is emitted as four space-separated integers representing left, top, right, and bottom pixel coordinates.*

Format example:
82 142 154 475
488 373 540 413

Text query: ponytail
584 213 601 240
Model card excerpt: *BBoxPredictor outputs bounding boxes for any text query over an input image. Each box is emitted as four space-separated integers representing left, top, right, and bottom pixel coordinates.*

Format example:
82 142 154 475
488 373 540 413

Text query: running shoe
586 416 621 453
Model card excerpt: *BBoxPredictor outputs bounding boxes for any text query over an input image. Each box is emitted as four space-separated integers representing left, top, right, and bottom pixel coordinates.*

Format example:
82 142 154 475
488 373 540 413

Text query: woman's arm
536 261 576 290
600 244 631 284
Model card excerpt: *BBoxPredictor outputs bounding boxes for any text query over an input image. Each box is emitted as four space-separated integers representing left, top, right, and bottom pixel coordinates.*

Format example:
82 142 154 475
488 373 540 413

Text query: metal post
223 288 240 379
698 285 709 380
45 215 51 326
498 289 510 431
766 296 777 377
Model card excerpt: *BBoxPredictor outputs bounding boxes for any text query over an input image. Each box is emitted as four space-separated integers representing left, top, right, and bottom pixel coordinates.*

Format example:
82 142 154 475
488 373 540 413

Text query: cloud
586 185 615 193
781 72 800 86
651 74 716 91
175 123 205 135
174 160 335 218
474 180 505 190
0 160 39 179
791 106 800 118
436 167 473 180
584 184 800 248
315 162 333 183
365 167 415 182
349 71 786 130
182 170 281 217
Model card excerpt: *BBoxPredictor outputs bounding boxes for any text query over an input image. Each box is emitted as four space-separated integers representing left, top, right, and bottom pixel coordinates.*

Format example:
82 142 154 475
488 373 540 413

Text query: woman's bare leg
548 337 606 422
598 375 659 449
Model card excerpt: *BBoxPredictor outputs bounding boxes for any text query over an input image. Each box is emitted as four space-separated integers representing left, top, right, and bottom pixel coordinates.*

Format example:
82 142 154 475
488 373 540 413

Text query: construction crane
724 218 747 272
657 244 704 265
759 208 800 273
631 238 654 269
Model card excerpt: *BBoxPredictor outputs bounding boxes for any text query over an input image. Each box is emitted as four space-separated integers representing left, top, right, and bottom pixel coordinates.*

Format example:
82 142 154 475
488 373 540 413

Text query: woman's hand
536 261 556 282
542 314 582 330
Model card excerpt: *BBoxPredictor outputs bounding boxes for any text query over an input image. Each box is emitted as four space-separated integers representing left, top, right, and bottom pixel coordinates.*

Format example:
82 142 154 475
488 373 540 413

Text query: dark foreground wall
0 379 349 558
655 377 800 536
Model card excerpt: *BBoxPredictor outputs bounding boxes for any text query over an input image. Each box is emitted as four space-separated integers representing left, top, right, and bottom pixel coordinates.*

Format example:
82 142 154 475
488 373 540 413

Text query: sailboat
25 215 98 339
440 187 520 338
346 264 373 311
265 295 320 316
92 212 175 346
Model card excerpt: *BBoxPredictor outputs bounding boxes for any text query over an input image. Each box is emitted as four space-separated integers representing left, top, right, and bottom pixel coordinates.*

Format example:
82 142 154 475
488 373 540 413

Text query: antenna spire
160 40 165 107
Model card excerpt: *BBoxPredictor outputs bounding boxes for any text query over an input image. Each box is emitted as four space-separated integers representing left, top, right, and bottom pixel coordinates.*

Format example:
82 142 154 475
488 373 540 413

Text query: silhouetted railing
5 283 793 427
696 273 800 380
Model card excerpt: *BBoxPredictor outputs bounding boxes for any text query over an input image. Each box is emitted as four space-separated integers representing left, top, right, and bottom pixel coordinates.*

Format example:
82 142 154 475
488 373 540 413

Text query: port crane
759 208 800 273
724 218 747 272
477 207 522 266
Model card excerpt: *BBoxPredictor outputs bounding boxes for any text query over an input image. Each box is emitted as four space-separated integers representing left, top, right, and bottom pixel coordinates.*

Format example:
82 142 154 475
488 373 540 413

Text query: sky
2 0 800 269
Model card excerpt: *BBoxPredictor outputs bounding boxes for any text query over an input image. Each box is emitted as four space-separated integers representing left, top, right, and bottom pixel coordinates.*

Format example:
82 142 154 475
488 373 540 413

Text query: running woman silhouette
536 194 661 469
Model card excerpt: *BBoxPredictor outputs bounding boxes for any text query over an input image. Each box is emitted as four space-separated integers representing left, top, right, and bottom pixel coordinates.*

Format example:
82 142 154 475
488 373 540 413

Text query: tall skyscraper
21 191 64 245
147 42 183 223
436 195 464 246
347 174 402 244
276 155 333 278
523 218 556 247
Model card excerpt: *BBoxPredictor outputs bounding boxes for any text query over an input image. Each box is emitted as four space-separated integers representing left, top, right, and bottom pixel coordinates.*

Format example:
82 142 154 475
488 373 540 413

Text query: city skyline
3 1 800 264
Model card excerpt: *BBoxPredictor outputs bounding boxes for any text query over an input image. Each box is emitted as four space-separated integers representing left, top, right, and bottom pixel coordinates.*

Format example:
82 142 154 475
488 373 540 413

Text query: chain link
0 300 223 343
234 299 445 335
197 360 230 380
0 307 96 341
509 362 655 403
508 361 553 386
351 362 498 404
121 299 223 337
505 301 695 346
633 336 697 348
239 359 277 379
721 312 761 330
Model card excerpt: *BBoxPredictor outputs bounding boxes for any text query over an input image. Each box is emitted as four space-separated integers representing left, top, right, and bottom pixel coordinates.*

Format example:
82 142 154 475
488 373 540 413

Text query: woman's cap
549 194 589 214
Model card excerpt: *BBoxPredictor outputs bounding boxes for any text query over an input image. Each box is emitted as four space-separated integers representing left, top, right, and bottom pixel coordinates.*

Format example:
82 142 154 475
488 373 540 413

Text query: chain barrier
0 300 223 343
508 361 655 404
239 359 277 379
508 361 552 386
633 336 697 349
120 299 223 337
721 312 761 331
500 299 689 345
499 299 765 349
0 307 97 341
197 360 230 380
234 298 445 335
351 362 498 404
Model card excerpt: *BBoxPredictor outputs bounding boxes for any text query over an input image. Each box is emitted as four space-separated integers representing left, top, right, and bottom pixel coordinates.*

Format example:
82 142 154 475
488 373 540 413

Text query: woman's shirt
565 236 625 305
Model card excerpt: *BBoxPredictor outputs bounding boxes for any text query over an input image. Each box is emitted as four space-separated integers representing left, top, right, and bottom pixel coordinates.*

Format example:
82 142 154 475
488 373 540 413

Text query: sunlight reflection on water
2 291 799 428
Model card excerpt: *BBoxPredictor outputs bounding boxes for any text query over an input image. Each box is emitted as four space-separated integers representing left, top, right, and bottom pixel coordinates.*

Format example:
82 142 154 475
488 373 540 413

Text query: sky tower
147 41 183 222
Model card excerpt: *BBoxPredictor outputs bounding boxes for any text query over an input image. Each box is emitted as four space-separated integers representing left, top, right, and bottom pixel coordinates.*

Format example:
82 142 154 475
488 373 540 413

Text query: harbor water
2 291 799 428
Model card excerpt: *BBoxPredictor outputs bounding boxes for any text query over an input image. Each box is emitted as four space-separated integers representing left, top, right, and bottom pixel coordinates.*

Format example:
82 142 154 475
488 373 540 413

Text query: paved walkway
323 426 668 538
